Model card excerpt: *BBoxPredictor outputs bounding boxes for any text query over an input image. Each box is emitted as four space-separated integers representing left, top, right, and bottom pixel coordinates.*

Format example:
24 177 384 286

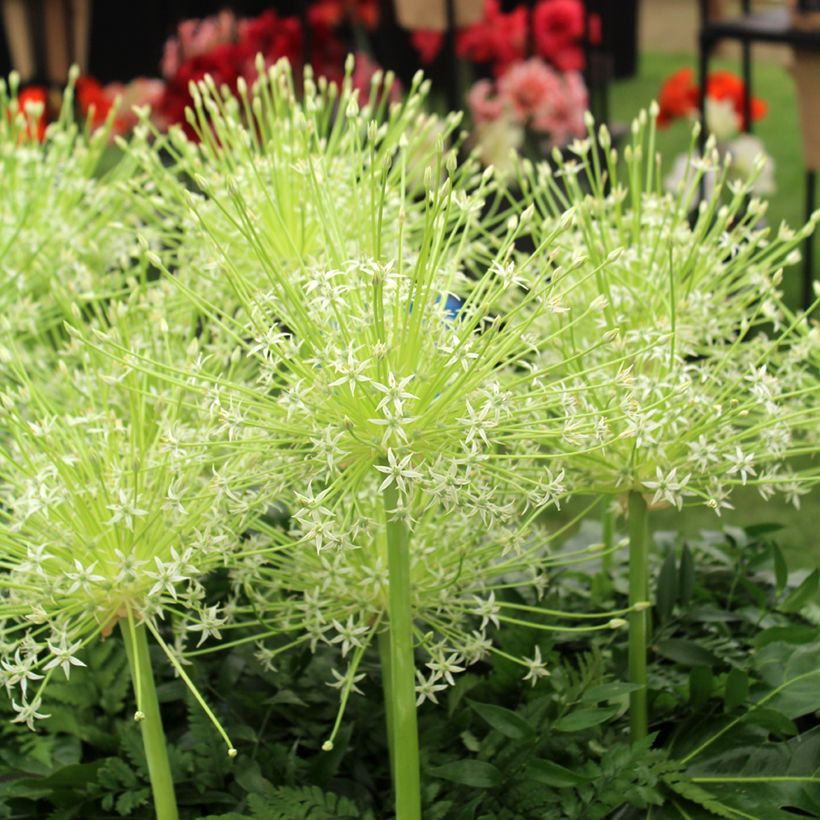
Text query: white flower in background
472 116 525 178
664 151 717 200
705 97 740 142
727 133 776 195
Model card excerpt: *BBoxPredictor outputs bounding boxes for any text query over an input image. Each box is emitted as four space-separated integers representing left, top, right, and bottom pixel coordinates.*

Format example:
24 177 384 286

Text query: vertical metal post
742 39 752 132
698 30 710 205
444 0 458 113
805 170 816 310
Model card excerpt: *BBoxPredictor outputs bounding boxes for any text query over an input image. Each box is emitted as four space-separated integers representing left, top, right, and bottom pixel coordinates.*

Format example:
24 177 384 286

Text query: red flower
235 10 303 75
13 87 47 141
533 0 584 68
157 9 306 136
411 30 444 65
158 44 241 136
76 76 114 129
657 67 698 127
308 0 379 30
456 0 527 73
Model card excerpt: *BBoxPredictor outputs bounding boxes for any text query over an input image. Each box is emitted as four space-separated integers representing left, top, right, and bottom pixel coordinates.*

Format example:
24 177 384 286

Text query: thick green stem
377 630 395 780
120 621 179 820
382 482 421 820
628 491 650 743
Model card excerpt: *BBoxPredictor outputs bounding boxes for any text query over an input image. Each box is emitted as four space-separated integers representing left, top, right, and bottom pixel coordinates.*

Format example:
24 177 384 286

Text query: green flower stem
120 620 179 820
628 491 650 743
382 481 421 820
377 630 395 779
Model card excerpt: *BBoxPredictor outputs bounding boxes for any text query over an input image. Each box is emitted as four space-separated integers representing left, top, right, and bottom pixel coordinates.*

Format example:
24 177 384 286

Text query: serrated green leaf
524 758 592 787
468 700 534 740
663 776 742 819
553 706 618 732
429 760 503 788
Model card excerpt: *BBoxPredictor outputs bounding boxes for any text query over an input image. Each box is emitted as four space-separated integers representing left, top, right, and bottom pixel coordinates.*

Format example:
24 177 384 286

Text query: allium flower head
519 109 820 511
0 69 148 350
120 60 628 713
0 287 262 737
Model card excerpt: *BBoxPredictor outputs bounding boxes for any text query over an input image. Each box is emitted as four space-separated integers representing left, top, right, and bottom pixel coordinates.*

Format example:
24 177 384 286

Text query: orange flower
657 67 768 130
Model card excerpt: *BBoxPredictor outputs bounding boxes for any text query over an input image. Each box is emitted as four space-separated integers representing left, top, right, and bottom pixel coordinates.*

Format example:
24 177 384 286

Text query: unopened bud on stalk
608 618 627 629
134 711 145 722
322 740 334 752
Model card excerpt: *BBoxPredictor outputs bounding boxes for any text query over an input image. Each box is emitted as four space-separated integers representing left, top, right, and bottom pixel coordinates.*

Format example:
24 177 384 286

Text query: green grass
611 50 817 309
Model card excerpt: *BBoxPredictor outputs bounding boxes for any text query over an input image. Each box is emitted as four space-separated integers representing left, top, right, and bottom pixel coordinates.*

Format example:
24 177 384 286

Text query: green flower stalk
118 60 638 818
0 286 265 817
519 108 820 741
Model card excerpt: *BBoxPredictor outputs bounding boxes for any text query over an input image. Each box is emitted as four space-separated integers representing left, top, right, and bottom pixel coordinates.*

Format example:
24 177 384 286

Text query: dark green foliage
0 523 817 818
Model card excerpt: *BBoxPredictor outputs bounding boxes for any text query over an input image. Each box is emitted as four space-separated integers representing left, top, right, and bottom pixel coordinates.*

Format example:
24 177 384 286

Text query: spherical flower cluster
0 286 262 734
518 110 820 513
129 62 627 709
0 70 149 355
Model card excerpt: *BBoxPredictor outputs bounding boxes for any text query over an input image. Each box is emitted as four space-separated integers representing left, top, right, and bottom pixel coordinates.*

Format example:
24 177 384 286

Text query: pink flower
108 78 165 133
497 58 562 123
161 11 237 80
467 79 506 125
530 70 588 147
